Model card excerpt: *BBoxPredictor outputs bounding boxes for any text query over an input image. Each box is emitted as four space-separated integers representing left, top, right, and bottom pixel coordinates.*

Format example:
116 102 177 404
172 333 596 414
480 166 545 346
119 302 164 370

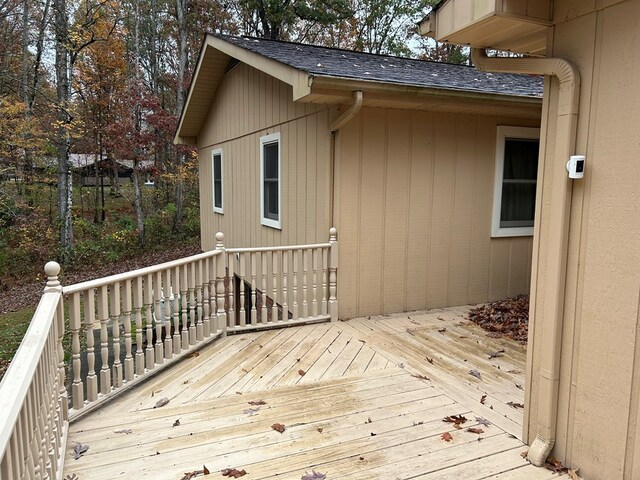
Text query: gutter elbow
331 90 363 132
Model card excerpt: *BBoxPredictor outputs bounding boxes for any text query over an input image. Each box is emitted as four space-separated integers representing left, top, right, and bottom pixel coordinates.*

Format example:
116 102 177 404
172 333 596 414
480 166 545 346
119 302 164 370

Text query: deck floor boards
64 306 546 479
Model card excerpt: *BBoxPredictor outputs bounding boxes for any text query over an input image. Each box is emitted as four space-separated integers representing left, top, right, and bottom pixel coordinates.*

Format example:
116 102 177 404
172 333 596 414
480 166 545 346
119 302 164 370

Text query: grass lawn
0 307 35 380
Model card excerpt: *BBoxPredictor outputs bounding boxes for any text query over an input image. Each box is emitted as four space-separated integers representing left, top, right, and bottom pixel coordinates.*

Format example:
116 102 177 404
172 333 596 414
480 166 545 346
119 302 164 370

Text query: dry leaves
114 428 133 434
507 401 525 409
426 357 434 364
438 328 447 333
466 428 484 434
248 400 266 406
441 432 453 442
72 442 89 460
301 470 326 480
316 427 323 433
173 419 181 427
475 417 491 427
544 456 569 474
298 369 306 376
64 475 78 480
488 349 505 359
469 369 482 380
480 395 487 404
468 294 529 343
243 407 260 416
154 397 170 408
443 415 467 429
271 423 286 433
411 373 430 381
180 465 210 479
188 351 200 358
221 468 246 478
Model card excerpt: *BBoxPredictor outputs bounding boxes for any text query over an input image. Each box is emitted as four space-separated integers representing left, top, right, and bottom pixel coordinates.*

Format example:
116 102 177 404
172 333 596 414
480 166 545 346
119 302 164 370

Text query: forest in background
0 0 468 289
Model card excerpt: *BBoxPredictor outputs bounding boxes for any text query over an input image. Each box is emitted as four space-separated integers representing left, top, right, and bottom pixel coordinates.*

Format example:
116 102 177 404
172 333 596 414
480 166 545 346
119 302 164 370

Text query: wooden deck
63 307 555 479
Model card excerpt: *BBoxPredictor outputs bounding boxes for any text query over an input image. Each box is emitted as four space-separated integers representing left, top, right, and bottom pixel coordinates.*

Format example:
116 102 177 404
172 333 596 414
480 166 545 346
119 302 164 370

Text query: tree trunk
172 0 188 232
54 0 73 259
132 0 145 246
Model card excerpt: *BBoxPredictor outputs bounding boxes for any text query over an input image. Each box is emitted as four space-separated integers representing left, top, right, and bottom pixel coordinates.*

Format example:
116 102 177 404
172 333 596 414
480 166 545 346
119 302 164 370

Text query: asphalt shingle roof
216 34 543 98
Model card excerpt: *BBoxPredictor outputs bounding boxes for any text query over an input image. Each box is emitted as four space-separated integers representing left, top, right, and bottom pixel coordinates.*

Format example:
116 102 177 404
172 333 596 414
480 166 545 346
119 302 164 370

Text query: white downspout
471 48 580 466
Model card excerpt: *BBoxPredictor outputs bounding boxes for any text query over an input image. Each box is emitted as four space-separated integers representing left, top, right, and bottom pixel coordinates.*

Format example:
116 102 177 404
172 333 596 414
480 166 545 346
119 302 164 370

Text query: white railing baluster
134 276 145 376
144 273 154 370
250 252 257 325
163 269 173 359
83 290 98 402
202 258 211 338
154 271 164 364
110 282 123 388
173 266 181 355
97 286 111 394
227 251 235 327
329 228 339 322
69 292 83 410
238 253 246 326
302 249 309 319
292 249 299 321
282 250 288 321
322 246 328 315
272 250 279 321
180 264 189 351
208 256 216 335
195 260 204 341
123 280 134 382
188 263 196 344
261 252 268 323
312 248 318 317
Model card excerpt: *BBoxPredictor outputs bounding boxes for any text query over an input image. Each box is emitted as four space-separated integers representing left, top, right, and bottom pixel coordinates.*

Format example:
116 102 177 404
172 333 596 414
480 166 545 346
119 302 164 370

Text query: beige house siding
523 1 640 478
197 62 332 251
335 107 539 319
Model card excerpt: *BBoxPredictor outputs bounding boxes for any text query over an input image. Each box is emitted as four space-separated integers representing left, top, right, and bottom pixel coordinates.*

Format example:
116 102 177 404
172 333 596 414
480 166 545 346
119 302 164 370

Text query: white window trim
491 126 540 238
212 148 224 214
260 132 281 229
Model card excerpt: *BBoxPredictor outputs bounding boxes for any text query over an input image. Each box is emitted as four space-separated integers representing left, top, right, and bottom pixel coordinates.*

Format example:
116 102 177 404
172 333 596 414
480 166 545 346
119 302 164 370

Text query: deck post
215 232 228 336
328 228 338 322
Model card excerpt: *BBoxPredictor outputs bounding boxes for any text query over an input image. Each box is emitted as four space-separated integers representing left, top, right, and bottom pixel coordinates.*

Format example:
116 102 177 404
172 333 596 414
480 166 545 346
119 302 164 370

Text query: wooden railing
0 263 68 479
0 229 338 475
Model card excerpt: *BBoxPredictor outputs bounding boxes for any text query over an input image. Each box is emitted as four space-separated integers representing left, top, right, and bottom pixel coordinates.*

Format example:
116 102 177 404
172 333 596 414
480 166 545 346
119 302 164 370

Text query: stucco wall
335 107 540 319
525 1 640 478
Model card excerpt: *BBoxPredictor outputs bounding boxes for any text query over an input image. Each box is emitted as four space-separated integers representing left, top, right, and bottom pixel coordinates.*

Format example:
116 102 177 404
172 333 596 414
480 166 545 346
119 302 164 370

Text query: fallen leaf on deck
475 417 491 427
411 373 430 381
438 328 447 333
468 295 529 343
180 465 210 479
188 351 200 358
72 442 89 460
173 419 181 427
426 357 434 364
544 456 569 474
248 400 266 406
507 401 525 409
488 349 505 359
114 428 133 434
243 407 260 416
520 450 528 458
358 339 366 343
316 427 323 433
406 328 416 336
568 469 582 479
271 423 285 433
469 369 482 380
365 417 372 424
301 470 326 480
480 395 487 404
298 369 306 376
370 432 376 436
221 468 247 478
515 383 524 390
154 397 170 408
443 415 467 429
466 428 484 434
64 475 78 480
441 432 453 442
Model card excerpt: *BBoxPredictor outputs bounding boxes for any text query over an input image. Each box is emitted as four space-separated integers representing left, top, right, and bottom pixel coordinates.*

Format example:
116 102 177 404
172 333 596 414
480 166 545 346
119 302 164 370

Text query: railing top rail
226 243 331 254
0 290 61 452
62 249 223 294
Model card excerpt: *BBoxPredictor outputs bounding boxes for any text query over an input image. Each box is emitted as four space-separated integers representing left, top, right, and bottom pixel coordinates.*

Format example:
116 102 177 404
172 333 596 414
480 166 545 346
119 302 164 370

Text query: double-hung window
260 133 281 229
212 149 223 214
492 126 540 237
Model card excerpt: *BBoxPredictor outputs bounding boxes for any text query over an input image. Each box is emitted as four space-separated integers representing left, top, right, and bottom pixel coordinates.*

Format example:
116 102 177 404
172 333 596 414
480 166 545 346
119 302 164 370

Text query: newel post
215 232 228 337
44 261 69 421
328 228 339 322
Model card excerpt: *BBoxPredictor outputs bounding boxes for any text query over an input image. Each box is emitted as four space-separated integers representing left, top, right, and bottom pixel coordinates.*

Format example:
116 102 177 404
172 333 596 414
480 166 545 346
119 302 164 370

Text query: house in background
421 1 640 479
175 34 543 319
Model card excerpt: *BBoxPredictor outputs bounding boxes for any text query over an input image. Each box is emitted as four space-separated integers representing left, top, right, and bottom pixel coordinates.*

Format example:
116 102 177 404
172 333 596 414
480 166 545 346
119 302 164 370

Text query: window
492 126 540 237
260 133 281 229
212 149 223 214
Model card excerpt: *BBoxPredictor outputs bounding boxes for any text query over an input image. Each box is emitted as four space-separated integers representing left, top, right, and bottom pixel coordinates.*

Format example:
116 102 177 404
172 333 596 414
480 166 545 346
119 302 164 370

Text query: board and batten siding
335 107 539 319
197 62 332 251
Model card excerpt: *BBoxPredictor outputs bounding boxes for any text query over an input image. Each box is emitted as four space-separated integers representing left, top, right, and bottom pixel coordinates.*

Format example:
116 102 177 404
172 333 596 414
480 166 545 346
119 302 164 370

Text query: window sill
491 226 534 238
261 218 281 230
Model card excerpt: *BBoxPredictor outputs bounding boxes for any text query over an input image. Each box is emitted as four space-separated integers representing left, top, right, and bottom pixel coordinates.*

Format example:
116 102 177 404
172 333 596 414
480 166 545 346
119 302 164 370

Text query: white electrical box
567 155 585 179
